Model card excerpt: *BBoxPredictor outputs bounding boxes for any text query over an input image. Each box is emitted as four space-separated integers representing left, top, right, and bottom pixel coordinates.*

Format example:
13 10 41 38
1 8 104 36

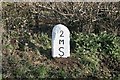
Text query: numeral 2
60 30 64 37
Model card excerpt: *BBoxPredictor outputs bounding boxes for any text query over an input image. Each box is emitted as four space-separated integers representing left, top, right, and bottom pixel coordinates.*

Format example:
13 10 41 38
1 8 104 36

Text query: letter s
59 47 64 56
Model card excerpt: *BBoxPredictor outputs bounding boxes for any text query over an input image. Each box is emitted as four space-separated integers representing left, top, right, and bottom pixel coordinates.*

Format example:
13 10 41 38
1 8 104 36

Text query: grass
2 32 120 79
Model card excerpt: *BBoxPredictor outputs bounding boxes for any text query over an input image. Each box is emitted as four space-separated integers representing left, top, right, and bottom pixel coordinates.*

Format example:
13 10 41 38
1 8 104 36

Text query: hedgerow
2 2 120 79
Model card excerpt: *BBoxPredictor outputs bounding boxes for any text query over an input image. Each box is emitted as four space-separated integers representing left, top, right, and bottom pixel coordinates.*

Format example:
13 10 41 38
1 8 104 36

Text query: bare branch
38 4 74 19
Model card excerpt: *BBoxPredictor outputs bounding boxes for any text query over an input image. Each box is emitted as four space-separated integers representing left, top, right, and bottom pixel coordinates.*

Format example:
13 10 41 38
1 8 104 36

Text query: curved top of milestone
52 24 70 34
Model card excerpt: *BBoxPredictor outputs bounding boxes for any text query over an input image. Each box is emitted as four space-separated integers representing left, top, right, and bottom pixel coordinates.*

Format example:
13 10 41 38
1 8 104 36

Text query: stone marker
52 24 70 58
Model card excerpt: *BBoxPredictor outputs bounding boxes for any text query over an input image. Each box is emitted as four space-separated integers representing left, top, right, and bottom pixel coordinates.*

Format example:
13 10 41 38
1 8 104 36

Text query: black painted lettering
59 47 64 56
59 40 64 44
60 30 64 37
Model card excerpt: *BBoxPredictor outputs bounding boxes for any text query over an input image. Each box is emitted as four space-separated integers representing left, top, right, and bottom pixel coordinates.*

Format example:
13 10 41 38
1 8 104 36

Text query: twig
38 4 74 19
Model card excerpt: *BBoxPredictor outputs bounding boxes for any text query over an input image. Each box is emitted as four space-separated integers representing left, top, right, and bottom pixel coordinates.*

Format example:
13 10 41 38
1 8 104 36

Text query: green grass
2 31 120 79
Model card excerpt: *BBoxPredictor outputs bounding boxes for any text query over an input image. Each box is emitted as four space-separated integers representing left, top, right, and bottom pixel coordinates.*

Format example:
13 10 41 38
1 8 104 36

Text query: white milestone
52 24 70 58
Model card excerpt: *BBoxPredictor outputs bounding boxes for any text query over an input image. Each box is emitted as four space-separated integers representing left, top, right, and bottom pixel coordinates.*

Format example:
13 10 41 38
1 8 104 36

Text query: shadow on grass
36 46 53 60
30 24 53 37
27 40 53 60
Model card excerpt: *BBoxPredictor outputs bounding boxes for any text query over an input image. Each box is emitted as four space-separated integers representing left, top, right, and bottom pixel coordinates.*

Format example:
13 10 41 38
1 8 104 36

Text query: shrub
71 32 120 78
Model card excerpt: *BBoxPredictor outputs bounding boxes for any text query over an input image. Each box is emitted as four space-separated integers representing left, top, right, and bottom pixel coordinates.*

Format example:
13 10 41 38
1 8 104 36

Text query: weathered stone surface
52 24 70 58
